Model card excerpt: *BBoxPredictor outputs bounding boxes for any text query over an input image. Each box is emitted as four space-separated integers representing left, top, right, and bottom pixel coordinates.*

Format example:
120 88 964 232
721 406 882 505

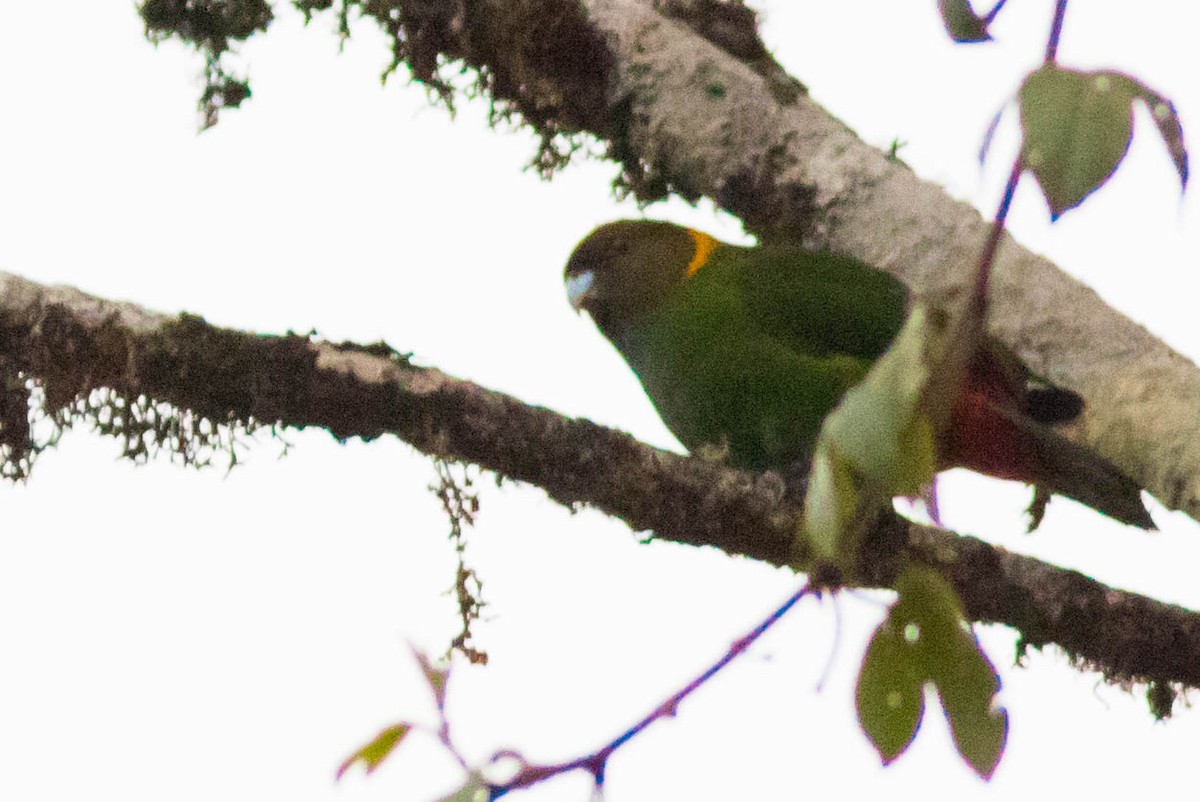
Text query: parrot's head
564 220 720 343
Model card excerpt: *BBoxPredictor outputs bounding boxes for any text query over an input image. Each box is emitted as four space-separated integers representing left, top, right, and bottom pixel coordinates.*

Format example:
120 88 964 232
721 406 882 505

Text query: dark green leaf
1019 67 1138 218
336 723 414 779
856 622 925 764
940 681 1008 779
922 609 1006 779
1137 88 1189 190
892 565 1007 779
893 564 966 631
937 0 992 43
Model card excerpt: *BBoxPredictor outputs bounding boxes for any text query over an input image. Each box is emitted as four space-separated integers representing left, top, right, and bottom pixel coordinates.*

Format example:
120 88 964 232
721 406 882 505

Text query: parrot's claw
1026 485 1051 533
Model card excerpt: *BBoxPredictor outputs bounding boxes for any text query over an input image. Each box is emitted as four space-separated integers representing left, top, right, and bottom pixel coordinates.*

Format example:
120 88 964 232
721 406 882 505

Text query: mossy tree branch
0 271 1196 707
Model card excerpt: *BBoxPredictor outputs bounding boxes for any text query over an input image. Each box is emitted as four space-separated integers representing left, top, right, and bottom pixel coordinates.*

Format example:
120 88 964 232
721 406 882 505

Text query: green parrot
564 219 1154 529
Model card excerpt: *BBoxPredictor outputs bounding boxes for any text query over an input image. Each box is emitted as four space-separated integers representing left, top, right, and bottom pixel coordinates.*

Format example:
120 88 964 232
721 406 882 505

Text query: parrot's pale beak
565 270 595 312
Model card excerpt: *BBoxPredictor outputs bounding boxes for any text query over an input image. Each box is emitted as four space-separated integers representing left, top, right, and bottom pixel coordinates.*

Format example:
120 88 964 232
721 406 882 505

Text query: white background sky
1 2 1199 800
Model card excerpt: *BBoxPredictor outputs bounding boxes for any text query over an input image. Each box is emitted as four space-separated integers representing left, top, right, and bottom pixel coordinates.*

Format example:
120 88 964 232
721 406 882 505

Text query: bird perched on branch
564 219 1153 529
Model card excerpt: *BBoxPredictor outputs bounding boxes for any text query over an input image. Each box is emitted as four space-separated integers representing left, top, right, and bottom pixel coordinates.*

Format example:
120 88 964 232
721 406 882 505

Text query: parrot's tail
945 392 1155 530
1020 416 1155 529
1017 417 1156 528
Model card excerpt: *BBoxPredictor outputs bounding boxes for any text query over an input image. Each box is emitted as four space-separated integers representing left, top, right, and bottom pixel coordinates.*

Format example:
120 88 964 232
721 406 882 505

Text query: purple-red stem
975 157 1022 306
489 584 814 799
976 0 1070 304
1044 0 1069 63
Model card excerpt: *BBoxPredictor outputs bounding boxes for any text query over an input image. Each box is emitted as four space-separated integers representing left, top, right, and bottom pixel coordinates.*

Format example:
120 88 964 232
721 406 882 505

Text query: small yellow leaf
336 723 413 779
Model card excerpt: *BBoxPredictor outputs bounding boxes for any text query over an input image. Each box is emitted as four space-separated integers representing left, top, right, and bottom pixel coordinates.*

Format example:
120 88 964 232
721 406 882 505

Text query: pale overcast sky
1 2 1199 801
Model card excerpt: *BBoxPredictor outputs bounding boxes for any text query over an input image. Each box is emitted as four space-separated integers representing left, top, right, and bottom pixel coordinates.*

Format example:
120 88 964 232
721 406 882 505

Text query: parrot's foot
1026 485 1051 533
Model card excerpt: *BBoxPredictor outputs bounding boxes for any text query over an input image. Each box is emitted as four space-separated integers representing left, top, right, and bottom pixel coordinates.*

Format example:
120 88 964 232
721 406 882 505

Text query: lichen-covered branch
1 271 1196 704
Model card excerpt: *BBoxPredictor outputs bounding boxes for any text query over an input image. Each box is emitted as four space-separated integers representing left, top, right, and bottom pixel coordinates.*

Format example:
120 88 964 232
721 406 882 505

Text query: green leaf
412 645 451 708
1137 87 1189 190
336 723 414 779
437 771 490 802
922 601 1006 779
856 620 925 764
892 565 1008 779
824 306 937 496
938 665 1008 779
892 563 966 628
856 566 1007 774
1019 66 1188 216
1019 66 1137 218
937 0 992 43
801 443 860 569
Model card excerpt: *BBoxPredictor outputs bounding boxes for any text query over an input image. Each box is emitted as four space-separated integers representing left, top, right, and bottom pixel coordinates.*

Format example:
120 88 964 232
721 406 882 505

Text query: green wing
725 243 909 362
726 242 1079 419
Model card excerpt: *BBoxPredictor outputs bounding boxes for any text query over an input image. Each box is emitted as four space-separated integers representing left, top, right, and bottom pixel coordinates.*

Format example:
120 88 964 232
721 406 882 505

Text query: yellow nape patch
685 229 720 277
